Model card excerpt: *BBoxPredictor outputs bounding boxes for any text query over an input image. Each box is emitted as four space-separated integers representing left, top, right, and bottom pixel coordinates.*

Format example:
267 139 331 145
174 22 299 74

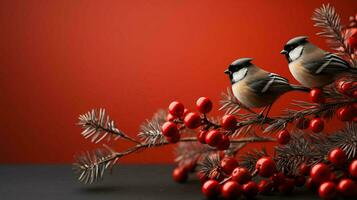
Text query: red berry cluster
303 148 357 199
163 97 238 151
200 157 301 199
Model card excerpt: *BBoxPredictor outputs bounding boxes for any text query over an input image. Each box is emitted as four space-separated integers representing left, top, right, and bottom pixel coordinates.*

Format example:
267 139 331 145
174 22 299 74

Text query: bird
224 58 309 117
280 36 355 88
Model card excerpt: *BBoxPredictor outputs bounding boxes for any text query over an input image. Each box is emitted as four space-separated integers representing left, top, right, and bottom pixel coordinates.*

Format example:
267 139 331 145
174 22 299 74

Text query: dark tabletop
0 165 322 200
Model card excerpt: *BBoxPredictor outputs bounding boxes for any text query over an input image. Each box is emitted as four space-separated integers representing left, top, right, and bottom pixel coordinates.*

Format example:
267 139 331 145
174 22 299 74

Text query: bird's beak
280 49 288 54
224 69 231 75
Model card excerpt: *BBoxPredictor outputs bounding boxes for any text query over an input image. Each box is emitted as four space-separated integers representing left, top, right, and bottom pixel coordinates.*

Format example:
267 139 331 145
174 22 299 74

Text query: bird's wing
303 53 350 75
248 73 290 94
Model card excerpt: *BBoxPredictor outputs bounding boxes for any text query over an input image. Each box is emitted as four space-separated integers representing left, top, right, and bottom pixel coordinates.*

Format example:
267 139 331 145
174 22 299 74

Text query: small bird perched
224 58 309 116
280 36 355 88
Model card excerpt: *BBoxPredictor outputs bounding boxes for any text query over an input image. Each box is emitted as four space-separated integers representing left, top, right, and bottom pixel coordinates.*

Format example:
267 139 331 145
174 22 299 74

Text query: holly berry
183 112 201 129
168 101 184 117
337 106 355 121
221 181 242 199
165 133 180 143
295 117 310 130
232 167 252 184
172 167 188 183
196 97 213 114
197 171 208 184
318 181 337 200
197 130 207 144
294 176 306 187
349 159 357 178
278 178 295 194
205 130 223 147
201 180 220 198
310 88 325 103
328 148 346 166
258 179 274 195
221 115 237 130
256 157 277 177
270 172 286 186
161 122 179 137
242 181 259 198
217 135 230 150
306 177 317 191
182 108 189 118
337 178 357 197
347 31 357 49
310 163 331 184
299 162 310 176
277 130 290 145
309 118 324 133
220 157 239 175
166 113 176 121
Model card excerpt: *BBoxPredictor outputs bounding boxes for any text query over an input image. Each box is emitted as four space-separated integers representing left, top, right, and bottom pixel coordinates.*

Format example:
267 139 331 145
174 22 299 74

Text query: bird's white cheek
289 45 304 61
232 68 248 83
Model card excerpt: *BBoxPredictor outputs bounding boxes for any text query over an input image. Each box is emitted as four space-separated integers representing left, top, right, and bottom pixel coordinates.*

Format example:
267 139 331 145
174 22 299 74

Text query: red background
0 0 356 164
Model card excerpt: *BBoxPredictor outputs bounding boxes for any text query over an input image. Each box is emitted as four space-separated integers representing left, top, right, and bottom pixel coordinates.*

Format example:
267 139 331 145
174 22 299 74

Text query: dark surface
0 165 320 200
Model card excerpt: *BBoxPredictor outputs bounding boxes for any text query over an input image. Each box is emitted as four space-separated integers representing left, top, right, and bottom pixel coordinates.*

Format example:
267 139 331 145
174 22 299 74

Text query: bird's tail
290 84 310 92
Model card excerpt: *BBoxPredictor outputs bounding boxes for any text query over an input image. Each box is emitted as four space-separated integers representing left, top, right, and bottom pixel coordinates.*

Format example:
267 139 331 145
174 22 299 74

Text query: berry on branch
196 97 213 114
184 112 201 129
168 101 185 117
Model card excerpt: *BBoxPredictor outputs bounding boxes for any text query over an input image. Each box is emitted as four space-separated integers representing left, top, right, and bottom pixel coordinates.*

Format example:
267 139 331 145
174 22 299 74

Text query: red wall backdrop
0 0 356 163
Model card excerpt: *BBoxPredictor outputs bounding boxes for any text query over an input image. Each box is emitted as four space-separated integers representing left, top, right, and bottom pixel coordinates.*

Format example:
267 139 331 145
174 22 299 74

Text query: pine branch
78 108 139 144
327 122 357 159
275 132 324 176
312 4 356 67
239 148 268 173
175 142 213 168
73 145 119 184
197 153 223 179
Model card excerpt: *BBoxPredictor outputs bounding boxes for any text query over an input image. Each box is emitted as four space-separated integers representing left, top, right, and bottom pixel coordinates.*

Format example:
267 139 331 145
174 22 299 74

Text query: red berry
295 176 306 187
318 181 337 200
277 130 290 145
278 178 295 194
220 157 239 175
232 167 252 184
197 130 207 144
310 88 325 103
309 118 324 133
256 157 277 177
337 106 355 121
310 163 331 184
166 113 176 121
205 130 223 147
196 97 213 114
258 179 274 194
328 148 346 166
221 181 242 199
221 115 237 130
172 167 188 183
165 134 180 143
295 117 310 129
242 181 259 198
161 122 179 137
353 90 357 98
168 101 184 117
202 180 220 198
299 163 310 176
270 172 286 186
197 171 208 184
349 159 357 178
347 32 357 49
337 178 357 197
182 108 189 118
306 177 317 191
217 135 230 150
183 112 201 129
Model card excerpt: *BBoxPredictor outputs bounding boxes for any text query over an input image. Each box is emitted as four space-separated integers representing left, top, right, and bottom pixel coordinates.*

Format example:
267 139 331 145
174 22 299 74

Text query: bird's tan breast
289 60 332 88
232 82 274 108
